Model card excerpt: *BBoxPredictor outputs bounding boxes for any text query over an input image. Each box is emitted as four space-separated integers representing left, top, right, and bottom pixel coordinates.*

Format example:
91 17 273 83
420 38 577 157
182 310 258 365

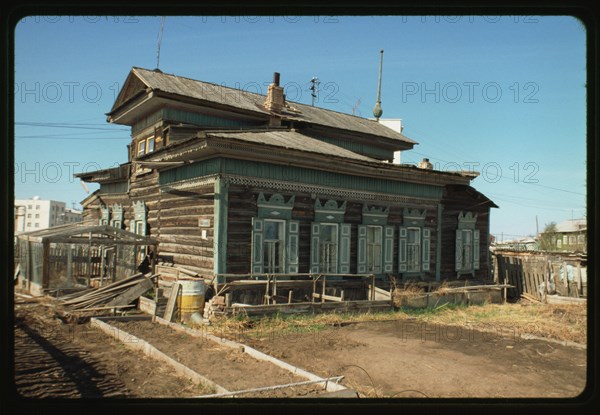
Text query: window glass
137 140 146 156
320 224 338 273
407 228 421 272
462 230 473 270
263 220 285 273
146 136 155 153
367 226 382 273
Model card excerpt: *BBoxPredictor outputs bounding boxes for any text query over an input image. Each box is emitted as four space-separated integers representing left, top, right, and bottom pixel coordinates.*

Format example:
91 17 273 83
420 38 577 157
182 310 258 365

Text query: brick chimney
264 72 285 113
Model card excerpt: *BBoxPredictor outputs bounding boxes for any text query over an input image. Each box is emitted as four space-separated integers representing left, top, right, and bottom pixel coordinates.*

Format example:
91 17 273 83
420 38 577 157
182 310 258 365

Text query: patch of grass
208 301 587 345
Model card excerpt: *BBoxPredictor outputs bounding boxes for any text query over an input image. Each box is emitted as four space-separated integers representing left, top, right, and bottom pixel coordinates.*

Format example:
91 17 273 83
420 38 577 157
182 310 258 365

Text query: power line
16 122 129 131
403 151 586 196
15 136 129 140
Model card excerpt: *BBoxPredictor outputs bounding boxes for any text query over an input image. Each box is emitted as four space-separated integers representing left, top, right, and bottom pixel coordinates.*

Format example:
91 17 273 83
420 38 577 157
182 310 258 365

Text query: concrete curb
90 317 230 394
153 316 348 393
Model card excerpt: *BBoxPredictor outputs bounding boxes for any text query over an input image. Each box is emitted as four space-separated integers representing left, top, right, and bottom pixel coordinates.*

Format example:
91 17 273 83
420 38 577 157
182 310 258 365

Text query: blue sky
14 15 587 239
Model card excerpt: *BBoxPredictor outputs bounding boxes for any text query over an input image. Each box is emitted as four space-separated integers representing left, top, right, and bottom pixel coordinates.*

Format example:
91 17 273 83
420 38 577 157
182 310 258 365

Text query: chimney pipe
265 71 285 114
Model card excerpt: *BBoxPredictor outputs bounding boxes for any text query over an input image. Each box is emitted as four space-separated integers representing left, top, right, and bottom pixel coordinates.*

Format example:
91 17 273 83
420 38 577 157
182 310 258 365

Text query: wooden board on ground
106 278 154 307
163 282 181 322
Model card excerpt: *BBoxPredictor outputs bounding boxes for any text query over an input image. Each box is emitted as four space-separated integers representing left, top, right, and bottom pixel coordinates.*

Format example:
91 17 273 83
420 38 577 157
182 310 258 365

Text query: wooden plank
546 295 586 305
163 282 181 322
312 293 343 302
106 278 154 307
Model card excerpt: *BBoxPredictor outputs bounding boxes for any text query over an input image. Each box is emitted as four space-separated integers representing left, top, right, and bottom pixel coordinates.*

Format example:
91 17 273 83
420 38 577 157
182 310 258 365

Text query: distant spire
373 49 384 121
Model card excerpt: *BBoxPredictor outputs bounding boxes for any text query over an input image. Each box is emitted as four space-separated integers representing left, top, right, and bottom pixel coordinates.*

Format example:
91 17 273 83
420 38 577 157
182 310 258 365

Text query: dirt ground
13 298 212 398
237 319 587 398
109 320 326 397
12 294 587 400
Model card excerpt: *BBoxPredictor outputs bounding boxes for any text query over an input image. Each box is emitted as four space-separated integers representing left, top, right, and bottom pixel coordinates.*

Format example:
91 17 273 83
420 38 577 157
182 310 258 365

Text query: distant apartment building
14 197 82 233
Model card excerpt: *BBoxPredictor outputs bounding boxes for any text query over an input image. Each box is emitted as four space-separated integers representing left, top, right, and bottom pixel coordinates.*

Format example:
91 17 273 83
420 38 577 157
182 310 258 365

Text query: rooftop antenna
352 97 362 115
373 49 384 122
310 76 320 107
156 16 166 70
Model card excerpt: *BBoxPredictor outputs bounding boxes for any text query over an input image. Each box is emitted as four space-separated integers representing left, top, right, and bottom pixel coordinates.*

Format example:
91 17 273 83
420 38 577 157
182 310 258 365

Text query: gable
110 71 149 113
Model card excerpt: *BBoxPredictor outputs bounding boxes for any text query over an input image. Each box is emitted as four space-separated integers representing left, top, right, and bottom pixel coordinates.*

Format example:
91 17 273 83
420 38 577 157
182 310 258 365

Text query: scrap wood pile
59 272 155 313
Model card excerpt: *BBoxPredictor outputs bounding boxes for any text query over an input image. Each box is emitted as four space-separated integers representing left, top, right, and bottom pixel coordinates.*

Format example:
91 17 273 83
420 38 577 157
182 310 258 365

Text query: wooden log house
76 67 497 287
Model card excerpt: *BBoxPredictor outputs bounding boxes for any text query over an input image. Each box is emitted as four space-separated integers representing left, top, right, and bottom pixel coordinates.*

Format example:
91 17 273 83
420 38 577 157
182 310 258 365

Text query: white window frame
406 227 421 272
366 225 383 274
319 223 339 274
263 219 286 274
461 229 473 270
137 140 146 157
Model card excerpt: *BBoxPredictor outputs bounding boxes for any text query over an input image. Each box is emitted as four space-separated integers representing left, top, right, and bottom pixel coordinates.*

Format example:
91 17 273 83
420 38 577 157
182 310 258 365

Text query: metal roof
124 67 417 146
555 219 586 233
206 130 379 163
17 224 158 245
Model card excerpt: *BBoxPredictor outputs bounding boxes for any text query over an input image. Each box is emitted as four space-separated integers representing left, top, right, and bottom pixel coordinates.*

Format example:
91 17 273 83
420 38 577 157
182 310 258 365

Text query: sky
13 14 587 240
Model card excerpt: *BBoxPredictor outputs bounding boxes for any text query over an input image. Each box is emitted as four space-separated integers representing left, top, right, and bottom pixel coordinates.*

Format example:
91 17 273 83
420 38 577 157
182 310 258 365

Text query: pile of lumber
59 273 155 312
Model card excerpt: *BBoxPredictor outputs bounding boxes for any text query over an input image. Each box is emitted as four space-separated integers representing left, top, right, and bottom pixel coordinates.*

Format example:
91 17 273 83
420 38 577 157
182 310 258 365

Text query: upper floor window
146 136 155 153
137 140 146 157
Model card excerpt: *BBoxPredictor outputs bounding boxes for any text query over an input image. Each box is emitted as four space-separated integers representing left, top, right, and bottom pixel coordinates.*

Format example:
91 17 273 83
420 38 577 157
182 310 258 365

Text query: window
563 235 568 244
263 219 285 273
318 224 338 273
366 226 383 273
27 214 31 218
35 214 39 219
131 201 147 236
455 212 480 275
36 205 40 210
407 228 421 272
110 204 124 229
35 223 39 228
137 140 146 157
358 205 393 274
569 235 576 245
251 193 298 274
135 221 145 235
461 230 473 270
310 199 350 274
27 222 31 227
399 209 430 274
100 205 110 226
557 239 562 248
28 205 32 209
577 234 585 243
146 136 155 153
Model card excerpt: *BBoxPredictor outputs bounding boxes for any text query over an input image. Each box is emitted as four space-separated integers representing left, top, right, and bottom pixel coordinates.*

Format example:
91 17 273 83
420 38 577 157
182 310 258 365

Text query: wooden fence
492 250 587 301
